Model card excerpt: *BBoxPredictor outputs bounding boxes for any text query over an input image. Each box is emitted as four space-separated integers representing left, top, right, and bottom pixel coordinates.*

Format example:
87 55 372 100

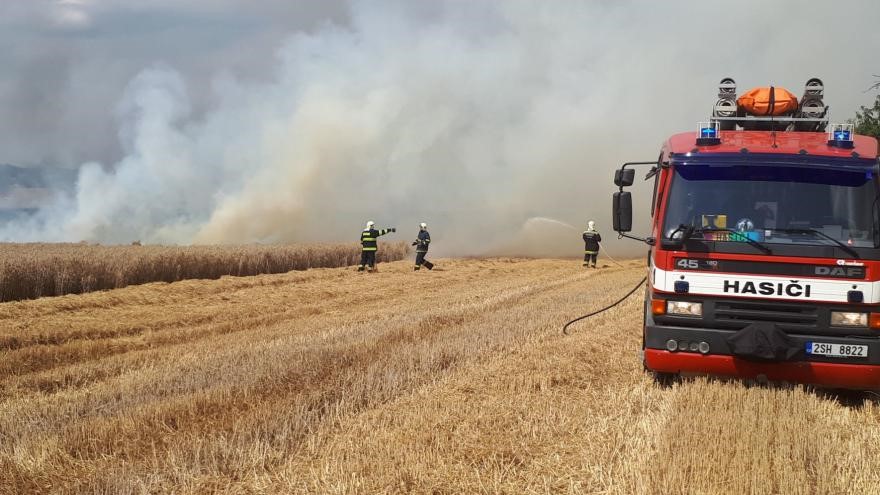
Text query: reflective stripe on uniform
585 250 598 254
362 247 378 251
361 237 376 241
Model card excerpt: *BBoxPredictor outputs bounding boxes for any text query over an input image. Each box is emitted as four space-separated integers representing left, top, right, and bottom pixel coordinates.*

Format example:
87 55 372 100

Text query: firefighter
582 220 601 268
412 222 434 271
359 221 395 272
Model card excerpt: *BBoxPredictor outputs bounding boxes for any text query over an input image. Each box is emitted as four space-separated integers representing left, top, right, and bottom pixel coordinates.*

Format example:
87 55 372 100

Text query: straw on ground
1 257 877 494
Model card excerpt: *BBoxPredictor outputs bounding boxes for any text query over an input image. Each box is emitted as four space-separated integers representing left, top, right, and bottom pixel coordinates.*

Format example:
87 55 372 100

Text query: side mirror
614 168 635 187
613 191 633 232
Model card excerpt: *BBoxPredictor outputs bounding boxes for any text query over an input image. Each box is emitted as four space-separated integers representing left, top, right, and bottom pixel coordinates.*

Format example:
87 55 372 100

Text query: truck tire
650 369 679 388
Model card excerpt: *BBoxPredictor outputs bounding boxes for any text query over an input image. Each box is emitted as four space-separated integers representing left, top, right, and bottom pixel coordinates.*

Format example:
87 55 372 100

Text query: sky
0 0 349 167
1 0 879 254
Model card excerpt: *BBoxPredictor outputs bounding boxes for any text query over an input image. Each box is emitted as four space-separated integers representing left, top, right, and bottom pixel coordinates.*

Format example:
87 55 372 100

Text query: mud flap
726 322 802 362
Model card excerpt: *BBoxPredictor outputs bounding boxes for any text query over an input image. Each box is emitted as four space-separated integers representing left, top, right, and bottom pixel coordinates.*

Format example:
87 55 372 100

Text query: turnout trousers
359 250 377 271
583 251 598 267
414 251 433 270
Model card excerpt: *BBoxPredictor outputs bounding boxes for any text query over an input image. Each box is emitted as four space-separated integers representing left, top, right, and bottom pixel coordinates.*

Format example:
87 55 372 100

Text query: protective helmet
587 220 595 230
419 222 427 229
366 220 375 228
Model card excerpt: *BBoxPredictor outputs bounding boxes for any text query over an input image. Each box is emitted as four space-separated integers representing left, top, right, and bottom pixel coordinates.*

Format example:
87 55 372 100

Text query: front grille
655 295 878 337
714 299 818 330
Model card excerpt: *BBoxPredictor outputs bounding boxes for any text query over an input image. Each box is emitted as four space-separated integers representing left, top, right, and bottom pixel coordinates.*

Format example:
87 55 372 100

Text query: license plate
806 342 868 358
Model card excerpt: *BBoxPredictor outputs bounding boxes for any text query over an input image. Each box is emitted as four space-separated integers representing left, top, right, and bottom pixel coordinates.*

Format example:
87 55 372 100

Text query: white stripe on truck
653 266 878 304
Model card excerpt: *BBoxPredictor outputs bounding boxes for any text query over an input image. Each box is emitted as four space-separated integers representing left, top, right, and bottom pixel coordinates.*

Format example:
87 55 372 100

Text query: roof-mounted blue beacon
827 123 855 149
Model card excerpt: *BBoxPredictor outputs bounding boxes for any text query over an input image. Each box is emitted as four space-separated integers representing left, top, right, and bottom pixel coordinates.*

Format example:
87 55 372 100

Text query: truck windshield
662 164 878 249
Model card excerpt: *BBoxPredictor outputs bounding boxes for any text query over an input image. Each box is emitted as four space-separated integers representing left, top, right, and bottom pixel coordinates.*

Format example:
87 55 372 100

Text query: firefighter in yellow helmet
359 220 395 272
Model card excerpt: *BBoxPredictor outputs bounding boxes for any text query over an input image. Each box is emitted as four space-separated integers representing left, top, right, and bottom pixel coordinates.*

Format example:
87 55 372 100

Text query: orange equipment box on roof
737 86 798 116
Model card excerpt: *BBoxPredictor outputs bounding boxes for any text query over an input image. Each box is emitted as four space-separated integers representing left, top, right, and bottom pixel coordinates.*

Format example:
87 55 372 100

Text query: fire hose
599 244 625 268
562 276 647 335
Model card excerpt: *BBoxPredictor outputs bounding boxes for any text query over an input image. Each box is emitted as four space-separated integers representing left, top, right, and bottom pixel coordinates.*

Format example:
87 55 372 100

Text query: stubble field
2 257 879 494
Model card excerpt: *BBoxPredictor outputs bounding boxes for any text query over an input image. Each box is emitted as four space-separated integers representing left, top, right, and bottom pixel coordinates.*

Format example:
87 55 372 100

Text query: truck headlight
667 301 703 317
830 311 867 327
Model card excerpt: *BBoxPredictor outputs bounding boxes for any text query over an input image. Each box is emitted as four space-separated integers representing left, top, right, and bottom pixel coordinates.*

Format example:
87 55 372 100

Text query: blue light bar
696 122 721 146
833 129 851 141
827 124 855 149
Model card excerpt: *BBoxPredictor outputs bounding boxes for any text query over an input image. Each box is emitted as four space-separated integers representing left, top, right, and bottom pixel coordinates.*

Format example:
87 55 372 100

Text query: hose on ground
562 276 647 335
598 244 625 268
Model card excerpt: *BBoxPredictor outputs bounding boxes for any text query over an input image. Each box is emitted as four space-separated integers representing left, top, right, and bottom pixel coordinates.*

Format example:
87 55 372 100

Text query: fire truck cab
613 78 880 390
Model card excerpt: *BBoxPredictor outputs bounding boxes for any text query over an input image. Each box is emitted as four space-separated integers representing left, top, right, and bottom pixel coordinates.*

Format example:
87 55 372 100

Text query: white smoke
52 0 93 30
3 1 880 257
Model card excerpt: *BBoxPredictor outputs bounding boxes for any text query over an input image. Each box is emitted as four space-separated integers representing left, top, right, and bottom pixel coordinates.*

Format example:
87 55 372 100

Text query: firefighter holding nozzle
412 222 434 271
359 221 395 272
583 220 601 268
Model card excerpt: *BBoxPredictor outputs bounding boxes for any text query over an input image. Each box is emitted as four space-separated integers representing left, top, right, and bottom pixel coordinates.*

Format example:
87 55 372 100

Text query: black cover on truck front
726 322 802 361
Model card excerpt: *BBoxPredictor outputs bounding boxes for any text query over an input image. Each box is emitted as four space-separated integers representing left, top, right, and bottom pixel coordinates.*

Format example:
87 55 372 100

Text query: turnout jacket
361 228 392 251
583 230 601 254
414 230 431 253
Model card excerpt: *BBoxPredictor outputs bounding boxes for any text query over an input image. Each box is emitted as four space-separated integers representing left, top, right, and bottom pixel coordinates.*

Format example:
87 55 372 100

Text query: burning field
1 258 879 494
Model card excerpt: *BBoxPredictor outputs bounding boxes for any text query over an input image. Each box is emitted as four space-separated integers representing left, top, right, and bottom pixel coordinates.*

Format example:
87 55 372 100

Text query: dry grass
0 242 409 302
1 258 878 494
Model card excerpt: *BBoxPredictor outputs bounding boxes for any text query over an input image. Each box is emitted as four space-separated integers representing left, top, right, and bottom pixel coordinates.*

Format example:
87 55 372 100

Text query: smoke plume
3 1 880 257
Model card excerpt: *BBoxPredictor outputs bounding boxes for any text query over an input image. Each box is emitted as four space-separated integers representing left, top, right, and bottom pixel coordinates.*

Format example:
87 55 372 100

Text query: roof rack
711 78 829 132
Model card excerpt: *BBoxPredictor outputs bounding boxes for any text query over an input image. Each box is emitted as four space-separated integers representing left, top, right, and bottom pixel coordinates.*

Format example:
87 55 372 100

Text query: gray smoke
3 1 880 256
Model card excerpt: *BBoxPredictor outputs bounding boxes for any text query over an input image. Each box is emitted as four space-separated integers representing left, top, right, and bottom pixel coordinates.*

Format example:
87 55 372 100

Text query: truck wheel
823 388 868 408
651 371 678 388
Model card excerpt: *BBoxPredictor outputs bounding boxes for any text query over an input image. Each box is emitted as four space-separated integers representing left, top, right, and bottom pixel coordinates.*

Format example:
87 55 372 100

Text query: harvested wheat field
2 258 879 494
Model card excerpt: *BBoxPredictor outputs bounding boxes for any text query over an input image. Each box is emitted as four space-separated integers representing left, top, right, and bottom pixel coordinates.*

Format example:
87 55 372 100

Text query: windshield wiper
772 228 860 259
691 227 773 254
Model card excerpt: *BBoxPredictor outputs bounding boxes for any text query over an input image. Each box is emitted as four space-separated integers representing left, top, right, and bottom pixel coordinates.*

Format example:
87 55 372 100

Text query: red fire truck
613 78 880 389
